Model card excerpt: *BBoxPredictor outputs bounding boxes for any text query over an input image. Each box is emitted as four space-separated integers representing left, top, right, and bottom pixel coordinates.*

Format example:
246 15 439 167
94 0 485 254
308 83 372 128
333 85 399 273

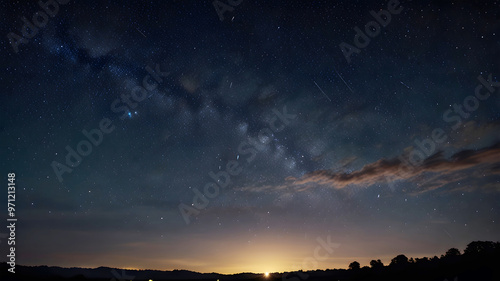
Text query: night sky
1 0 500 275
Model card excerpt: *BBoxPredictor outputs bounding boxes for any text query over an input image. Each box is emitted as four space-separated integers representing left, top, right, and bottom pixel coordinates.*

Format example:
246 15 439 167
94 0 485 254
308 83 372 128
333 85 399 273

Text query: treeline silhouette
1 241 499 281
284 241 500 281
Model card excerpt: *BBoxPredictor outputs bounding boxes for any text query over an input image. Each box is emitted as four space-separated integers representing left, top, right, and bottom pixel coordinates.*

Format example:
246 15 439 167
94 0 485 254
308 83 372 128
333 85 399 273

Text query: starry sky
1 0 500 275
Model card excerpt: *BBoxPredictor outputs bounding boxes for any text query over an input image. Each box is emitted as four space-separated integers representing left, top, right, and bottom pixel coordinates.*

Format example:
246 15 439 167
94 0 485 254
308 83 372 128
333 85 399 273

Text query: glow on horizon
19 227 465 274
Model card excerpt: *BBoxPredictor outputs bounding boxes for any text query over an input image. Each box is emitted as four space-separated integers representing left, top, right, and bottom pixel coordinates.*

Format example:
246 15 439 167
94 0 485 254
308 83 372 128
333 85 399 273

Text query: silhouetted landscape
2 241 499 281
2 1 500 281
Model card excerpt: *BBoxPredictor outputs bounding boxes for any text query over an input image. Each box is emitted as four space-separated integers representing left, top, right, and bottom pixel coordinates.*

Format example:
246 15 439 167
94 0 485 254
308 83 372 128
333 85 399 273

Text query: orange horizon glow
18 251 458 274
18 254 433 275
19 228 468 275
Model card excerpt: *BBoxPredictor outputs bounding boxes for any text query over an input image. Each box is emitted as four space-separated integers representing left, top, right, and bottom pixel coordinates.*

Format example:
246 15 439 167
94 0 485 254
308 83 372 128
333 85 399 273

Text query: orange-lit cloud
288 142 500 193
231 142 500 196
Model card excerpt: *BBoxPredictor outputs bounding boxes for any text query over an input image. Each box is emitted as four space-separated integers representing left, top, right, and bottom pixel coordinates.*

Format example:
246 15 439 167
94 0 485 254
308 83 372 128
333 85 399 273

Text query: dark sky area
0 0 499 274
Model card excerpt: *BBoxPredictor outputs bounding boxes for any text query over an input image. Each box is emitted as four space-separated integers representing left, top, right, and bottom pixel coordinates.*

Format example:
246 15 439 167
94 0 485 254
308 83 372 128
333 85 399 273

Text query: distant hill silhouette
1 241 499 281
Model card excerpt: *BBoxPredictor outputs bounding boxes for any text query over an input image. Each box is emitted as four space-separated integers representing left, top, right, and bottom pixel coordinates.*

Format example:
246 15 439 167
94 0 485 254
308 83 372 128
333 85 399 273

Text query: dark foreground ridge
1 241 499 281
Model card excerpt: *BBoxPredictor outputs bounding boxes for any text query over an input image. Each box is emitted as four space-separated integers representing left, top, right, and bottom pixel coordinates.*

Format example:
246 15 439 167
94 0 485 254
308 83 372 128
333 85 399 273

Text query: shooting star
334 68 354 93
400 81 411 89
443 228 453 239
313 80 332 102
136 28 147 38
400 81 419 95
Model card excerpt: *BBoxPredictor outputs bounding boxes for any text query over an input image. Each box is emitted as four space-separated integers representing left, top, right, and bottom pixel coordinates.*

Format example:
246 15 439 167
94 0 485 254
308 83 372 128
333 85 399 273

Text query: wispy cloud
291 141 500 193
239 141 500 195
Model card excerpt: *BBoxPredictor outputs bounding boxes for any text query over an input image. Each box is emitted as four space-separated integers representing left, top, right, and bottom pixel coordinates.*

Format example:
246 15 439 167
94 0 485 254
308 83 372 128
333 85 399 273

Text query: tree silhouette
414 256 432 269
369 259 384 269
348 261 360 270
445 248 460 257
415 257 429 263
390 254 409 267
464 241 496 255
